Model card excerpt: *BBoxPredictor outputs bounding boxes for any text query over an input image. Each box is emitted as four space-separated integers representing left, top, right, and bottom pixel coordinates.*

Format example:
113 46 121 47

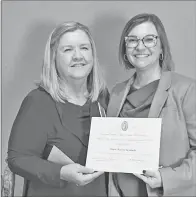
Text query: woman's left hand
134 170 163 189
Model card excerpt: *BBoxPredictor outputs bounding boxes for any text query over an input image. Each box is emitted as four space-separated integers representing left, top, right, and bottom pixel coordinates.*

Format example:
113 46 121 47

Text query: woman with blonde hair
8 21 109 196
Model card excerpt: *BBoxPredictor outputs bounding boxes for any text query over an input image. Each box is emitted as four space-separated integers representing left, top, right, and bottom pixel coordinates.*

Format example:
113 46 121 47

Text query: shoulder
20 87 56 113
169 72 196 93
171 72 195 85
110 79 130 95
165 72 196 103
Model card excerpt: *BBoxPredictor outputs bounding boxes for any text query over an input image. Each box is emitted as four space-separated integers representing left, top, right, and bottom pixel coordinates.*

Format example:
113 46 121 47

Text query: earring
160 53 164 61
124 54 128 61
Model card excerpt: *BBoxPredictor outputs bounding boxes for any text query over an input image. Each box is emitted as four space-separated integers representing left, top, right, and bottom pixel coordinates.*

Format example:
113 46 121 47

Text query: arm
160 81 196 195
7 92 63 187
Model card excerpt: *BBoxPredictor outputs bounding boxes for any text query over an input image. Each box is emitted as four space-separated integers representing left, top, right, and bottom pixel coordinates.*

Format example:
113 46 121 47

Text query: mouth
71 63 86 67
134 54 150 58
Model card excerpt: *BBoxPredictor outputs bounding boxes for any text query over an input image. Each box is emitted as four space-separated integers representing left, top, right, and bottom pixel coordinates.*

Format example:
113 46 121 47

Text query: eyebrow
127 34 158 37
60 43 91 48
80 43 91 47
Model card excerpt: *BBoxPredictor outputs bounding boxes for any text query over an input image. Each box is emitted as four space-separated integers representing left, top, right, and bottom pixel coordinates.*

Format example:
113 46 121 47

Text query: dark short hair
119 13 174 71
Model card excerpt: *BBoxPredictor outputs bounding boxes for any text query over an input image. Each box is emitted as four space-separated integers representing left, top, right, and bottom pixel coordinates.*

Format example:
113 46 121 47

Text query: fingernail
159 166 163 169
143 170 146 174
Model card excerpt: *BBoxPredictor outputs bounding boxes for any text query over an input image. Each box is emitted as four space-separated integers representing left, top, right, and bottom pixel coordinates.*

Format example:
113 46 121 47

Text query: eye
81 47 89 51
129 38 138 43
144 37 154 43
63 48 72 52
127 37 137 42
126 36 138 45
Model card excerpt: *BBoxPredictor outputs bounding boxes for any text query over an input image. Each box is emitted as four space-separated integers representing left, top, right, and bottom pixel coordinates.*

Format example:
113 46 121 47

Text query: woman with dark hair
107 13 196 196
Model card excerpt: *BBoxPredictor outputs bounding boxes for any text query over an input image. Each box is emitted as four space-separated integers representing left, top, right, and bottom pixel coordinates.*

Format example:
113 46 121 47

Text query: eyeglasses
125 34 159 48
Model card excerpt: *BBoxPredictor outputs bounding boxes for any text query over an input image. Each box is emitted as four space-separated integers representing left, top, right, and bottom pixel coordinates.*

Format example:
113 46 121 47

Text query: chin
71 67 92 79
71 72 91 80
133 59 157 70
70 75 88 80
134 63 149 70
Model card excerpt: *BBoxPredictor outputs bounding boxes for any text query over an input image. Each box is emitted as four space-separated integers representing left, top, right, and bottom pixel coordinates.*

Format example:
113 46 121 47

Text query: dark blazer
7 87 109 197
107 71 196 196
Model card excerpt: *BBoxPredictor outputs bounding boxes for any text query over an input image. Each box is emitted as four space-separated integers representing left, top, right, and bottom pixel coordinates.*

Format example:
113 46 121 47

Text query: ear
160 47 163 57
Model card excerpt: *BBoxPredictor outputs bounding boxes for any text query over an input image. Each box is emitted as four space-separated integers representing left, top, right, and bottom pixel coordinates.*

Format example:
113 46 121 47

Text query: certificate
86 117 162 174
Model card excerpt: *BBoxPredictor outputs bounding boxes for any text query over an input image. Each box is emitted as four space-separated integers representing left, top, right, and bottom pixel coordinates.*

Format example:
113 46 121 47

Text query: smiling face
56 29 93 81
126 22 162 70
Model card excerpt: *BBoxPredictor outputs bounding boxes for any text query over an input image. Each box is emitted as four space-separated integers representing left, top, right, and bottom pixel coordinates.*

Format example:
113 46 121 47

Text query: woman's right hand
60 163 103 186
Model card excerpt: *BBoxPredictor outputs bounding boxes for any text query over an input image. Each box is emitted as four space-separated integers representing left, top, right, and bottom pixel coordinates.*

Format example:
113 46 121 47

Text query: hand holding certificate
45 145 103 186
86 117 162 174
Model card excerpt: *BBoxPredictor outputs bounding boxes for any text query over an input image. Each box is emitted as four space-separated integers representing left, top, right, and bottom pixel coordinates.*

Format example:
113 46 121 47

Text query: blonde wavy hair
38 21 106 103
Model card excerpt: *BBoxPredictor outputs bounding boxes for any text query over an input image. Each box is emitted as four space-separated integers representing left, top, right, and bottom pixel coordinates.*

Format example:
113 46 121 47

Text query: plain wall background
2 1 196 195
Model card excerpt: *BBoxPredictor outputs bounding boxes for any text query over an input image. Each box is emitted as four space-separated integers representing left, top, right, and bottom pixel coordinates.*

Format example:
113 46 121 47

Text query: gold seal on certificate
86 117 162 174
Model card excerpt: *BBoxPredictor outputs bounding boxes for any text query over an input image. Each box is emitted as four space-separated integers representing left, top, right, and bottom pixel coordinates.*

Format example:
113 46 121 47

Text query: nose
73 47 83 61
135 39 146 50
